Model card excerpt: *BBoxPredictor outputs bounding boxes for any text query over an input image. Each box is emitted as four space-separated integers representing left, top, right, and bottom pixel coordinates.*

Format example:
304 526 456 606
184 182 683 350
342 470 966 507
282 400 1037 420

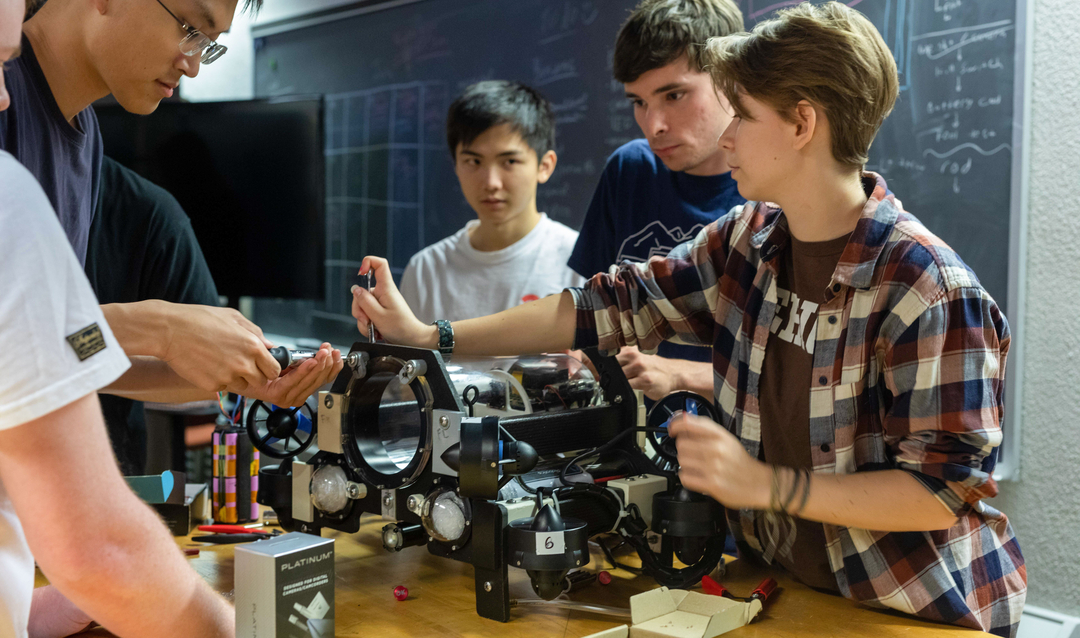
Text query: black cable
596 535 643 575
559 427 670 486
623 524 726 589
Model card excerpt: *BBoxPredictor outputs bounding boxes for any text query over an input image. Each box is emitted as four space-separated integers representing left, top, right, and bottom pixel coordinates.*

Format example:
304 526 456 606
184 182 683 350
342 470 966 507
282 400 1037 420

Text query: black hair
242 0 263 14
446 81 556 160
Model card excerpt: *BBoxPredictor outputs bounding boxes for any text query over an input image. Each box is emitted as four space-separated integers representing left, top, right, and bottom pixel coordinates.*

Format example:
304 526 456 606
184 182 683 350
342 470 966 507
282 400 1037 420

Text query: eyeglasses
154 0 227 64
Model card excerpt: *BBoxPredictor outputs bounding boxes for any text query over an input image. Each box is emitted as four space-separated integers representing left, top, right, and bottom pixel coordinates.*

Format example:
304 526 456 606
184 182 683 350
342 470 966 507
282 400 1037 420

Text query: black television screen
97 96 325 301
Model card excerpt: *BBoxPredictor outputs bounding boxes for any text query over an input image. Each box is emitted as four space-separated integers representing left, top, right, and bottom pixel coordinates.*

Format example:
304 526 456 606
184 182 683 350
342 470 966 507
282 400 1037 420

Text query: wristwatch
433 319 454 359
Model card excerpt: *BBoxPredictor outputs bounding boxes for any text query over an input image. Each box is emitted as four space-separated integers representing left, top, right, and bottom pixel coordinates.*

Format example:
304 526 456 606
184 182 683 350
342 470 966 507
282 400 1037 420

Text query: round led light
421 488 469 544
310 465 350 513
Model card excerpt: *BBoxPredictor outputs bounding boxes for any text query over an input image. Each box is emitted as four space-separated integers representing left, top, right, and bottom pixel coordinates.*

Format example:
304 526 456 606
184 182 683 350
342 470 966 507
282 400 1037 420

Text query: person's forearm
101 301 170 358
675 361 714 396
103 356 215 404
429 291 579 356
757 467 959 532
48 496 233 638
2 396 234 638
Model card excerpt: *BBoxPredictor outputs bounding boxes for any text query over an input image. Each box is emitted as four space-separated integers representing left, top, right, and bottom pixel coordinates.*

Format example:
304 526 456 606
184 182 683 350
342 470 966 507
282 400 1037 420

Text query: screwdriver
365 271 378 343
268 346 318 371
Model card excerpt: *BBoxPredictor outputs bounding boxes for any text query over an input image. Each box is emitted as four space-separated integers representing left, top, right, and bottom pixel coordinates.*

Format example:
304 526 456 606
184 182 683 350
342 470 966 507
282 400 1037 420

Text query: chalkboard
251 0 1027 354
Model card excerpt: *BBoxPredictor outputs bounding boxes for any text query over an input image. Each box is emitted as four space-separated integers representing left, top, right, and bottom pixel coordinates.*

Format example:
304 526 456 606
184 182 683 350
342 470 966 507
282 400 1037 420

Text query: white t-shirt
0 152 130 638
400 214 587 324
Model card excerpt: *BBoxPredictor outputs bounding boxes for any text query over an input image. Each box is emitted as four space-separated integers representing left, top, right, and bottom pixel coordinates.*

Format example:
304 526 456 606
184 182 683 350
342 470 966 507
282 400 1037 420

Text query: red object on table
702 575 779 605
751 577 778 602
393 585 409 601
597 571 612 586
701 575 730 598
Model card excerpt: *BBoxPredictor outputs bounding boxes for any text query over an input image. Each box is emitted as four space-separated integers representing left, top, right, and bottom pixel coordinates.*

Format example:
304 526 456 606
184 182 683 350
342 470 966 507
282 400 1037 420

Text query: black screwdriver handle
268 346 291 369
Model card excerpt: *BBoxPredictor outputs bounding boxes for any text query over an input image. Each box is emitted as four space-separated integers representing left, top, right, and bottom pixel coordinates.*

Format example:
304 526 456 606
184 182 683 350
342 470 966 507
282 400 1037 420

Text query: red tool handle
197 524 270 535
701 575 731 598
750 578 778 602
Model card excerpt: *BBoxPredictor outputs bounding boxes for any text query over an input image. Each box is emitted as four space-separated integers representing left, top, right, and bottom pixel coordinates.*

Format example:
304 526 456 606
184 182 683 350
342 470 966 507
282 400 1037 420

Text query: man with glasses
1 0 344 409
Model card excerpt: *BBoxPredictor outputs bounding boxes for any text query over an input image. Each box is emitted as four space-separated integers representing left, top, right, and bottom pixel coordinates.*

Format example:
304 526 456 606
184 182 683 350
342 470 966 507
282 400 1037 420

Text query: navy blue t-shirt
0 35 102 266
568 139 745 362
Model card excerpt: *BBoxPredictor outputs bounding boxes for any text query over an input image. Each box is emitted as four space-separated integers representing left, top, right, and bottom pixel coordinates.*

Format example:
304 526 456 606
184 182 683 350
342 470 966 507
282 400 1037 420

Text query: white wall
988 0 1080 619
178 0 360 102
178 9 254 101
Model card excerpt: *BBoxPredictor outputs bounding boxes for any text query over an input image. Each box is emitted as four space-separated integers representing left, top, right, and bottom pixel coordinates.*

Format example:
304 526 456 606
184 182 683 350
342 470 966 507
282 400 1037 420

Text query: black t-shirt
0 35 102 266
87 156 219 474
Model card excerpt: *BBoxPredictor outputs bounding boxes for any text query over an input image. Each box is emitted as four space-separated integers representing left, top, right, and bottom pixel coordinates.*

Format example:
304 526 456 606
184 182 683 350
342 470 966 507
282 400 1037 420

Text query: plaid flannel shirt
571 173 1026 636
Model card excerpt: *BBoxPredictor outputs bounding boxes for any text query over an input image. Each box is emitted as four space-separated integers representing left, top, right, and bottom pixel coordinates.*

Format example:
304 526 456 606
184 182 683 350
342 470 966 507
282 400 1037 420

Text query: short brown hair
613 0 744 84
703 1 898 169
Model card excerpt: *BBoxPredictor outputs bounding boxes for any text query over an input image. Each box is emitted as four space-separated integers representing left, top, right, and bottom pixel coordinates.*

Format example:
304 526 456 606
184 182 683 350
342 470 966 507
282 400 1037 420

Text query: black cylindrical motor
652 487 726 564
507 503 589 600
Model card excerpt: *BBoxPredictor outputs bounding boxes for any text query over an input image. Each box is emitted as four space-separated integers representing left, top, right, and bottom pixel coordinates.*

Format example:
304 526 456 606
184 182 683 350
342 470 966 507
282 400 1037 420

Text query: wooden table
50 517 990 637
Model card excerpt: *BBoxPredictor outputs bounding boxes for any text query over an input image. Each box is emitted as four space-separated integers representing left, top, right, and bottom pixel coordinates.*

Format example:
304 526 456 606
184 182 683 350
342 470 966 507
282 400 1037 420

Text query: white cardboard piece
582 587 762 638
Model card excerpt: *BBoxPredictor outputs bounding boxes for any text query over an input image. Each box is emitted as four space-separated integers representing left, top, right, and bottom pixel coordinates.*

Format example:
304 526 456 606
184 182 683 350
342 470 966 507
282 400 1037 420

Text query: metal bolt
451 545 458 551
484 582 493 593
517 561 521 566
439 415 449 428
383 495 393 507
662 528 668 534
465 520 471 526
428 536 434 543
407 495 422 511
614 395 623 404
323 395 334 409
576 560 581 566
490 461 497 468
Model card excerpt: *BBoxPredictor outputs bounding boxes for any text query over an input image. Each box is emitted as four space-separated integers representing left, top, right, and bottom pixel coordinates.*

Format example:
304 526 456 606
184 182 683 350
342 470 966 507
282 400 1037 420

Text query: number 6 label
536 531 565 555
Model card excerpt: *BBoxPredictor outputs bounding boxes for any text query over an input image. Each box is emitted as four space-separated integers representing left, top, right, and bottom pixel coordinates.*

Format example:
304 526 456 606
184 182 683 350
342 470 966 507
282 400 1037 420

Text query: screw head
490 461 497 468
323 395 334 409
439 415 449 427
484 582 493 593
614 395 623 403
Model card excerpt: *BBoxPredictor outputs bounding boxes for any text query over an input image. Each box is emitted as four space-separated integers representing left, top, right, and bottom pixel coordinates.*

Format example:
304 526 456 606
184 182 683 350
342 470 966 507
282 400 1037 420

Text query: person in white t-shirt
399 81 585 324
0 7 233 635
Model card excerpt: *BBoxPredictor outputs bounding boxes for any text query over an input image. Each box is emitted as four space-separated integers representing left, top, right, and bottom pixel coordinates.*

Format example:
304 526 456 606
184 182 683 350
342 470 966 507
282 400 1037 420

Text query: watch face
437 320 454 353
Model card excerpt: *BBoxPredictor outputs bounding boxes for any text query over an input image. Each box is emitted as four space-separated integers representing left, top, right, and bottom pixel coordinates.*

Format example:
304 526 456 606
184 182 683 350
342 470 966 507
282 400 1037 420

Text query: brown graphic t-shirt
758 231 850 593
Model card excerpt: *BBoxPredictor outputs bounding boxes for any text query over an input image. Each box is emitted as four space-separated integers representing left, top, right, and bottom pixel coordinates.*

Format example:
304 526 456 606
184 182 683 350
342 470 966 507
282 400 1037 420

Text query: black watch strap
433 319 454 358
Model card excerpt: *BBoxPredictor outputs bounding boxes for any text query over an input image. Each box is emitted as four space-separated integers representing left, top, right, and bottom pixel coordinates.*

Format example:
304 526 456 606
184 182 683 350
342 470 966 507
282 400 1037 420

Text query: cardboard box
235 532 335 638
582 587 762 638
